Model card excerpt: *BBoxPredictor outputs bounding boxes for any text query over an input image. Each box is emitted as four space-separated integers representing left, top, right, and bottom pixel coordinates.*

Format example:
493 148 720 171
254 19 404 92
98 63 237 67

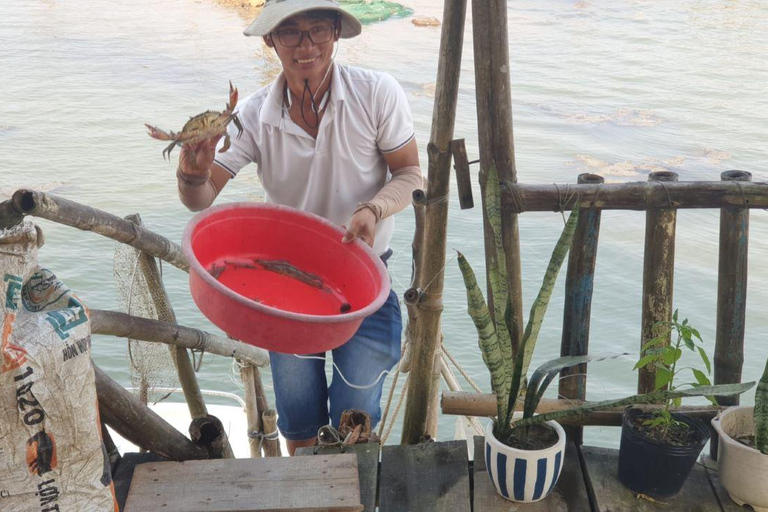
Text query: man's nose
298 31 315 49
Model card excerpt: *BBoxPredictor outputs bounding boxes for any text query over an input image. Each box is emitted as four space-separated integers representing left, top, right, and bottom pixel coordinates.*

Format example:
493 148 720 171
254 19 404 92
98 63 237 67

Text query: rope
591 182 603 208
658 181 675 208
503 180 526 214
426 193 450 206
554 183 577 223
377 345 407 439
380 376 409 444
733 180 749 208
248 430 280 441
441 344 482 393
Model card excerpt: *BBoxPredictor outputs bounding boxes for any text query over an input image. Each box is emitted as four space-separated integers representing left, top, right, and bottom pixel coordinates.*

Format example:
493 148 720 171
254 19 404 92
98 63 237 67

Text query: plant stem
662 328 683 437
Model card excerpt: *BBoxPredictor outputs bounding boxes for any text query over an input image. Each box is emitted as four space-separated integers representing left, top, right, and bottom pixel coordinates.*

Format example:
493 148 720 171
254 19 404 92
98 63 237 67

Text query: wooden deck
115 438 740 511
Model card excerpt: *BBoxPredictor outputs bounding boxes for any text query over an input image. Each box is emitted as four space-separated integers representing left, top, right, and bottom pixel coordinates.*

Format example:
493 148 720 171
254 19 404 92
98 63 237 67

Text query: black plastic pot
618 408 710 499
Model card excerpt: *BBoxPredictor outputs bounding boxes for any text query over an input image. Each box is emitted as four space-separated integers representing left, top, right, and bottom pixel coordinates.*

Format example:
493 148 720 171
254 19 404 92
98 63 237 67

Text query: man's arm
176 137 233 211
342 138 422 246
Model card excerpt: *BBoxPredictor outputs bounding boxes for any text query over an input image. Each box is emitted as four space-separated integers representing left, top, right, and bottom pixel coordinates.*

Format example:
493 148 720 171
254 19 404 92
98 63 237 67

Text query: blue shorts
269 288 402 441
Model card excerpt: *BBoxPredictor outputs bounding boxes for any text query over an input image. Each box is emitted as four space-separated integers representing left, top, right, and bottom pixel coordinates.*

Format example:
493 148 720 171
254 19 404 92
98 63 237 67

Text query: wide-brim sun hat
244 0 362 39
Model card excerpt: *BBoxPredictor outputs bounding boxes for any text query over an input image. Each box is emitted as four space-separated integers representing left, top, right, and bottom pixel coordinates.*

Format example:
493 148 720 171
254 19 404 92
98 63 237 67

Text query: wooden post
714 170 751 405
262 409 282 457
0 199 24 229
401 0 466 445
240 364 263 458
126 214 209 420
94 365 209 461
639 171 678 393
472 0 524 359
424 352 442 439
559 173 604 443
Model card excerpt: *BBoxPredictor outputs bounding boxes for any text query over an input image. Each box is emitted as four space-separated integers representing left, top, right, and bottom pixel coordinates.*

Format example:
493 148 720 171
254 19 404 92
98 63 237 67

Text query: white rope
381 375 409 444
292 353 393 390
377 345 407 439
441 344 483 393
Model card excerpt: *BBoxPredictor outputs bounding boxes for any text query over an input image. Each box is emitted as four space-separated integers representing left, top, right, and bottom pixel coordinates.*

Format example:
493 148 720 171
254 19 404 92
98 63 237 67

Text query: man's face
268 13 339 84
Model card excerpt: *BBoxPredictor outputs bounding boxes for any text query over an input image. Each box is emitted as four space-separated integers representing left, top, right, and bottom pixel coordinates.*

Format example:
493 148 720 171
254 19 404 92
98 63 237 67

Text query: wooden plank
124 454 363 512
705 467 743 512
582 446 722 511
471 436 588 511
379 440 470 512
296 444 379 512
113 452 167 512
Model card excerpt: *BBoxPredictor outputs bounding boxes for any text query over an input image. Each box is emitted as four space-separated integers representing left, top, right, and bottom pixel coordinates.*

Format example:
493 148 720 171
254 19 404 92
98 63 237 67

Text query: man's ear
263 35 274 48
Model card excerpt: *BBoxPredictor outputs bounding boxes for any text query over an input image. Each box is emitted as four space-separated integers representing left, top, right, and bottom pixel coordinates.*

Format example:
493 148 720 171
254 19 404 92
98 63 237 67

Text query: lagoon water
2 0 767 447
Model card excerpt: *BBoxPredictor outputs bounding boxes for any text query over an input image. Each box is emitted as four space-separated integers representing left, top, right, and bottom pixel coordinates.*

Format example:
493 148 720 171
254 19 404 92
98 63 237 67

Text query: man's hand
342 207 377 247
178 135 223 179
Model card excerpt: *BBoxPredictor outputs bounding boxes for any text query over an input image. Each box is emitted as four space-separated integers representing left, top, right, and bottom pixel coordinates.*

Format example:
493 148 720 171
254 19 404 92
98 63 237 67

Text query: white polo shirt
213 63 415 257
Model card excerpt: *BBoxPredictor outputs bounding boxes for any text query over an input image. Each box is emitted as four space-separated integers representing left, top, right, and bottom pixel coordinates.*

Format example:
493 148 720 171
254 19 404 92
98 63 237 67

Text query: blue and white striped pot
484 419 566 503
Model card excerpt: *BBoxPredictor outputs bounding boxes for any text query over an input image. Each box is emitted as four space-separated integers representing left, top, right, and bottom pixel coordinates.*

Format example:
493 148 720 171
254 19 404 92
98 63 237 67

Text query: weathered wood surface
95 365 209 461
704 466 744 512
451 138 474 209
297 444 379 512
113 452 167 512
714 170 750 407
379 440 470 511
582 446 724 511
441 391 725 426
124 455 363 512
91 309 269 367
10 189 189 270
560 173 604 443
472 436 590 511
401 0 467 444
500 181 768 212
639 171 678 393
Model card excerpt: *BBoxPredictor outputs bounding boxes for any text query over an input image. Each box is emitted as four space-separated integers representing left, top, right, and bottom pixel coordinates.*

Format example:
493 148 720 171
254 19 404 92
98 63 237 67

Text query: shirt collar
261 63 345 128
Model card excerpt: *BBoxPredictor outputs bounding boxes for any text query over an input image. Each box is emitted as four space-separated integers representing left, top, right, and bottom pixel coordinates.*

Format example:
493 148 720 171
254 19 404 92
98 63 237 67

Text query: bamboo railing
441 170 759 445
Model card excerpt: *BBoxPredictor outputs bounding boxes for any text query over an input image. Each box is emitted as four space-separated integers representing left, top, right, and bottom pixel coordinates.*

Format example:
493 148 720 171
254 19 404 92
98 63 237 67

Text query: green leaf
634 354 658 371
662 348 682 366
692 368 711 387
672 309 679 322
673 397 682 407
697 346 712 374
655 367 673 390
755 359 768 454
682 333 695 351
641 336 668 352
690 327 702 342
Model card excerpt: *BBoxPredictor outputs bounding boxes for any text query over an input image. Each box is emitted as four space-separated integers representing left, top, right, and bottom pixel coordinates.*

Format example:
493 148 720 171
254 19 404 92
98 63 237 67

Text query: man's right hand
178 135 223 179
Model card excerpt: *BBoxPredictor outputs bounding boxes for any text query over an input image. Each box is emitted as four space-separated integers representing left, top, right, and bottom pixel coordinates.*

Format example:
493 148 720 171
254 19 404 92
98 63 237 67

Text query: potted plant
458 168 754 502
711 357 768 511
613 311 719 498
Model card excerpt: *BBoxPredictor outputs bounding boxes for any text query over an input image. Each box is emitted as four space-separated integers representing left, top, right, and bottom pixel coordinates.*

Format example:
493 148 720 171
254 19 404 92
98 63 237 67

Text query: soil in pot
627 412 709 446
618 408 710 499
497 423 559 450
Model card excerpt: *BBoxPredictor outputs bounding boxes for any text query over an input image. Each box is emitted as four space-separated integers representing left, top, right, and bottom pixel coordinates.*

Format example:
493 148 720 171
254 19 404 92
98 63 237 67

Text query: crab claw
226 81 239 112
145 123 175 141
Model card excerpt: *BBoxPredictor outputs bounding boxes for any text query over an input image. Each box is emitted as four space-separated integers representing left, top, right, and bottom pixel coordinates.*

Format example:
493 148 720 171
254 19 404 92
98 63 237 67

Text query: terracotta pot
484 419 566 502
712 406 768 512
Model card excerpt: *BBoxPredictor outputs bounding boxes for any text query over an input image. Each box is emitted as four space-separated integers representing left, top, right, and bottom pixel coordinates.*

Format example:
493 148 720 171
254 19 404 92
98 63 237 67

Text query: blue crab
145 81 244 160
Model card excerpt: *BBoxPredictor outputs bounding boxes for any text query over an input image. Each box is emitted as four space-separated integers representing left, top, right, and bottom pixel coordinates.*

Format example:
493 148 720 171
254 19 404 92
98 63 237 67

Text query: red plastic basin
182 202 391 354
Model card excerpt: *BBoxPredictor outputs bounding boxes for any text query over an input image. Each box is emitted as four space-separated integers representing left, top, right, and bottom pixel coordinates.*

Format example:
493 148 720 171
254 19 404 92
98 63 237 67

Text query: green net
340 0 413 24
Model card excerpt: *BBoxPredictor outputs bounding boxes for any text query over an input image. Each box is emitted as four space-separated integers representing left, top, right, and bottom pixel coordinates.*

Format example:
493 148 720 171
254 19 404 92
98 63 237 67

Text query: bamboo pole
473 0 524 358
714 170 751 406
500 181 768 212
262 409 282 457
90 309 269 367
559 173 604 443
400 189 427 374
189 415 235 459
240 364 263 458
400 0 466 445
639 171 678 393
441 391 727 426
94 365 209 461
9 189 188 271
450 139 474 210
424 352 442 438
0 199 24 229
126 213 208 420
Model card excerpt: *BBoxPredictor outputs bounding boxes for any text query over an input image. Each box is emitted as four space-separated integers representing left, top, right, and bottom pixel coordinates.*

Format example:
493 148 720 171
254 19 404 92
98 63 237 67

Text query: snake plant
755 359 768 454
458 163 580 438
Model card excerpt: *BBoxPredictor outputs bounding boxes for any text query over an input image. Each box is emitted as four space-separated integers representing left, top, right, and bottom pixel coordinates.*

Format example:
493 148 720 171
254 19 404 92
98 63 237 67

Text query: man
175 0 422 454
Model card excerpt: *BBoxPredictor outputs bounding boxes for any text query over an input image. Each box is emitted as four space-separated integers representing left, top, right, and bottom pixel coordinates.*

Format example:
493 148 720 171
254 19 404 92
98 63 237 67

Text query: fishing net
113 214 179 403
340 0 413 24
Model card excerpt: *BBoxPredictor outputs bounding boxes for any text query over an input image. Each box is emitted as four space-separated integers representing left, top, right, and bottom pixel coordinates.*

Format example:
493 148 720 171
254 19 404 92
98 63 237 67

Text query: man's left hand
342 208 377 247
